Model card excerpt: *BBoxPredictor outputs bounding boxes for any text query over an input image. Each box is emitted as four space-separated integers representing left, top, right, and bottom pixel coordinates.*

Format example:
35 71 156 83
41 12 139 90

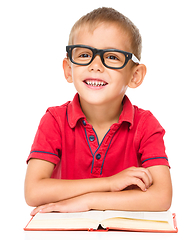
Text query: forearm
87 166 172 212
88 185 172 212
30 166 172 215
26 163 155 208
25 177 110 207
25 159 111 207
35 185 172 216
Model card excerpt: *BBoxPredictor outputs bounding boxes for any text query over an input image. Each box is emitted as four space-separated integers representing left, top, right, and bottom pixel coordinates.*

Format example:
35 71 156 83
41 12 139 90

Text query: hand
108 167 153 192
30 194 90 216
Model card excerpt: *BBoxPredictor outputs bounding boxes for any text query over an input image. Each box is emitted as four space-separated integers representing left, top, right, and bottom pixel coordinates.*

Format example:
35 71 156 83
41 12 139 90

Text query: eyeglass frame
66 44 140 70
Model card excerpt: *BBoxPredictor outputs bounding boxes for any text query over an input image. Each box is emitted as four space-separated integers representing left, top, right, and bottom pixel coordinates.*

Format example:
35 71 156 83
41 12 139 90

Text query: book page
28 210 172 222
26 211 104 230
26 210 175 231
103 210 172 222
101 210 175 231
31 210 104 221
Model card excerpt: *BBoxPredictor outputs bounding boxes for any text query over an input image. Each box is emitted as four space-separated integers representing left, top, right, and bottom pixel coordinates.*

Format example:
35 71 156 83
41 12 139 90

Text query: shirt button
96 154 101 160
82 120 86 126
89 135 95 142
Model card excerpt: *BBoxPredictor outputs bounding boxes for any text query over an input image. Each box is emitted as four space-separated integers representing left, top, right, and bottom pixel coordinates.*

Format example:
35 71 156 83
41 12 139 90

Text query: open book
24 210 178 233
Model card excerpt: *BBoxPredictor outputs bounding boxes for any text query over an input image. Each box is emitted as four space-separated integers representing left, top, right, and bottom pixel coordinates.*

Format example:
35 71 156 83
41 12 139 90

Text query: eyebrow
81 44 129 52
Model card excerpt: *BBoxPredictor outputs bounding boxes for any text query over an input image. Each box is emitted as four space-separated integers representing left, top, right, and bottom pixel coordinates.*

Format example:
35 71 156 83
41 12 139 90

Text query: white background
0 0 191 239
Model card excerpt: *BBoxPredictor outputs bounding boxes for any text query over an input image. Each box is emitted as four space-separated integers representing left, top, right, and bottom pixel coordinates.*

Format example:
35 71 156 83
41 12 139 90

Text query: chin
79 93 110 106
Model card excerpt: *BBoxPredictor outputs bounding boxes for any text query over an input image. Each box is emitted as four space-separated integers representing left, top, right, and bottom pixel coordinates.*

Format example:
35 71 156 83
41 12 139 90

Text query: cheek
116 84 128 96
71 65 84 79
109 70 130 87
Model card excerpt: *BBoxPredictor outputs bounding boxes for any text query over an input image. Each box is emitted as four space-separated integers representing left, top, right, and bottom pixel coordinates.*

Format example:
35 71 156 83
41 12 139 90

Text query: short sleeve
137 112 170 168
27 111 62 165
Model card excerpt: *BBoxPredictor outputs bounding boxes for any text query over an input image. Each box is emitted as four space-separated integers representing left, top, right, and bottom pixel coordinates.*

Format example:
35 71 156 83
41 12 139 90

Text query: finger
30 206 44 216
39 203 58 213
141 168 153 186
30 203 51 216
30 208 36 216
130 177 147 191
138 170 151 189
128 171 150 190
131 168 153 188
146 169 153 185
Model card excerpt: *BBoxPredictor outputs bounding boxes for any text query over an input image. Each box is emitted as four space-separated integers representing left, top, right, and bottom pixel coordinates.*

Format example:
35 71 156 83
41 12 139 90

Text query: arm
32 165 172 214
25 159 109 206
25 159 153 213
88 165 172 211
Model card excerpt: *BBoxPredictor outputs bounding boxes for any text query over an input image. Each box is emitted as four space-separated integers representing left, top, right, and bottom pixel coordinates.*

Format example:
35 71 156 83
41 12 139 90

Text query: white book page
103 210 174 228
103 210 170 221
28 210 174 230
33 210 104 221
32 210 172 222
27 211 104 229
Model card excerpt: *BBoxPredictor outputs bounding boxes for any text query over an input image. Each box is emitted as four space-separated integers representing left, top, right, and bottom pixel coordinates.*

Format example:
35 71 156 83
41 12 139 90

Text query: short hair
68 7 142 60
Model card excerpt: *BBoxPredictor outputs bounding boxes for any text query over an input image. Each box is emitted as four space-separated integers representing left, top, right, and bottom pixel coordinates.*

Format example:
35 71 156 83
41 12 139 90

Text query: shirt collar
67 93 134 129
119 95 134 129
67 93 85 128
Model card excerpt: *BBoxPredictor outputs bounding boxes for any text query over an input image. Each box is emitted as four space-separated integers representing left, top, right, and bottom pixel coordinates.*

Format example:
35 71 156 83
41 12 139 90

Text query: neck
79 96 124 128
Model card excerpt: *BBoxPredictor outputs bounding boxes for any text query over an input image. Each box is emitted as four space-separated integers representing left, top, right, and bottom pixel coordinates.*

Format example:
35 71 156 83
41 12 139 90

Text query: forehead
73 23 132 51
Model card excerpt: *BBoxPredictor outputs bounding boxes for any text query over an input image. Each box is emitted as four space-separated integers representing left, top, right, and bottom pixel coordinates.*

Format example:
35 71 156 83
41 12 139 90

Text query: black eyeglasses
66 45 140 70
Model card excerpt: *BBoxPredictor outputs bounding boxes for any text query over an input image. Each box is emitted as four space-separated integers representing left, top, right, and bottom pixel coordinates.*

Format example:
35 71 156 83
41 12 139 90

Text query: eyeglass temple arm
132 54 140 64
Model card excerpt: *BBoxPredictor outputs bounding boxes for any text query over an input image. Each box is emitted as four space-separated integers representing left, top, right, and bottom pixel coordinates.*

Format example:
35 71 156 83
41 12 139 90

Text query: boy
25 7 172 216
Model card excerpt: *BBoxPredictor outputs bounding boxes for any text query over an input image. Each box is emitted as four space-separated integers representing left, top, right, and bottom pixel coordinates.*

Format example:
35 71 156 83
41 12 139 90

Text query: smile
84 79 108 87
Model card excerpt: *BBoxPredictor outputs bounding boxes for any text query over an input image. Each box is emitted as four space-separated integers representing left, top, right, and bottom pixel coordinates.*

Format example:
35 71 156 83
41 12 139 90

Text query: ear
128 64 147 88
63 58 73 83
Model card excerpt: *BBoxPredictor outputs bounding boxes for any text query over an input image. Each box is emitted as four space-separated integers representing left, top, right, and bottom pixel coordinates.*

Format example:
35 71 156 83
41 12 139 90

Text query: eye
79 53 91 58
105 53 120 61
107 55 119 60
72 47 92 60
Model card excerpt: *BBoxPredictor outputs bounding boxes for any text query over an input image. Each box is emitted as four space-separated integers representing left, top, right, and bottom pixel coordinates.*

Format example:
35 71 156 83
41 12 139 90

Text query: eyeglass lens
71 47 126 68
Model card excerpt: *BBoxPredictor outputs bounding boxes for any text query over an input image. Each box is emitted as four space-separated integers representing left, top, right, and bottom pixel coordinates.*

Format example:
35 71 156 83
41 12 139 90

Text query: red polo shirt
27 93 169 179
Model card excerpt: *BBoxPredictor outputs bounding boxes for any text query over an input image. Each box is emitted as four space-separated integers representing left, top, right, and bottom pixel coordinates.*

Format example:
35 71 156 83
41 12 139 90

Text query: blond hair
68 7 142 60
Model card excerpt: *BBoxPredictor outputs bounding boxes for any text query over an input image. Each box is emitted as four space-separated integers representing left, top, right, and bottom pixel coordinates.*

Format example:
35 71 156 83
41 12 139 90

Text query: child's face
65 23 138 106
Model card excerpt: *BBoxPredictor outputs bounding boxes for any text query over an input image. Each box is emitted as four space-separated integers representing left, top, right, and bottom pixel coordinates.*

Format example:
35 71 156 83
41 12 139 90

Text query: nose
88 55 104 72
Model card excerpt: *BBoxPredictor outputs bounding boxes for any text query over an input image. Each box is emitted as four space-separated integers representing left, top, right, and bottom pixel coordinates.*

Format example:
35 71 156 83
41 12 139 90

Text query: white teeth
86 80 106 86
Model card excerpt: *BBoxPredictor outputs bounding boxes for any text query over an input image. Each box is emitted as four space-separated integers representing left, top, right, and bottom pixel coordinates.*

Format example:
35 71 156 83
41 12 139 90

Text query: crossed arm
24 159 172 216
